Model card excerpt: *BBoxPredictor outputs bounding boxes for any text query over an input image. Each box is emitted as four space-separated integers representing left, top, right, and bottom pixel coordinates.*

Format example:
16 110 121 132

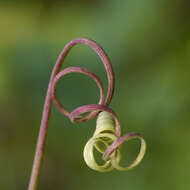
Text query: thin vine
28 38 146 190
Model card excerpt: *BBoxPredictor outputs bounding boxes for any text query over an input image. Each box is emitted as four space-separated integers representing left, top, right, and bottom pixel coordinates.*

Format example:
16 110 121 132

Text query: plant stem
28 81 52 190
28 47 63 190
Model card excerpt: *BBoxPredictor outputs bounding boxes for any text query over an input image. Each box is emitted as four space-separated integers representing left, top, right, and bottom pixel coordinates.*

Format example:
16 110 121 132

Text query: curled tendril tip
28 38 147 190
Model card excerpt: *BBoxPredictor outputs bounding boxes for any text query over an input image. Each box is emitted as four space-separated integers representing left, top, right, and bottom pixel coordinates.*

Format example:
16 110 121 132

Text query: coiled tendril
28 38 146 190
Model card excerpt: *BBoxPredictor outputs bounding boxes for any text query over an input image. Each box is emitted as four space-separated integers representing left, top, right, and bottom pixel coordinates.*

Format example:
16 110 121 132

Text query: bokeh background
0 0 190 189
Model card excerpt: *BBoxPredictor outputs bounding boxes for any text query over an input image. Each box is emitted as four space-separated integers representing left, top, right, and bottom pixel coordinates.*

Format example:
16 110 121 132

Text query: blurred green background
0 0 190 189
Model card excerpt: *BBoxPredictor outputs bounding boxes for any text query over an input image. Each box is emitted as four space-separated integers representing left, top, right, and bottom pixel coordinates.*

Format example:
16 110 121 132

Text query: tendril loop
51 66 105 122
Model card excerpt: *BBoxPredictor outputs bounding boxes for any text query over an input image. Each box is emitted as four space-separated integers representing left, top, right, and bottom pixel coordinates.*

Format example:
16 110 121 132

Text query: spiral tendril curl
28 38 146 190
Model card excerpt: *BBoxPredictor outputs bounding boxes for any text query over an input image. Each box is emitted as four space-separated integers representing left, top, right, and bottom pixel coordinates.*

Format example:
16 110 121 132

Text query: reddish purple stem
69 104 121 137
103 132 143 159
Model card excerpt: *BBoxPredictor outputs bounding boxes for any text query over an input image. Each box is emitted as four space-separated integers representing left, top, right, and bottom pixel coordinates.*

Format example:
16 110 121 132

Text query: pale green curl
83 111 146 172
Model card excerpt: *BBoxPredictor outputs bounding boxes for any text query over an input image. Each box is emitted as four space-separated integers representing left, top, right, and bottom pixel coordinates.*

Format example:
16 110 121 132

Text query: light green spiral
83 111 146 172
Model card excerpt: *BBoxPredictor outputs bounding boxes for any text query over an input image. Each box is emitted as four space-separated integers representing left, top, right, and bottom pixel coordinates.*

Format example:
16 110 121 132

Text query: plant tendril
28 38 146 190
